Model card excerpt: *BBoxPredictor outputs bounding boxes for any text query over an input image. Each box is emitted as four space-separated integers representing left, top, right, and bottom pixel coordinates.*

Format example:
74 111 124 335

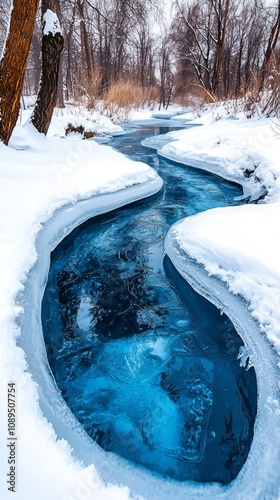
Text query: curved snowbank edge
165 227 280 499
157 149 266 202
18 175 252 500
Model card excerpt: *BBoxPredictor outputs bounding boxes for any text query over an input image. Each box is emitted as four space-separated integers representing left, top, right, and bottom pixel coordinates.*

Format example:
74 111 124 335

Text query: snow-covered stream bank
1 107 280 499
156 108 280 498
0 124 162 499
143 111 280 354
165 235 280 499
142 111 280 203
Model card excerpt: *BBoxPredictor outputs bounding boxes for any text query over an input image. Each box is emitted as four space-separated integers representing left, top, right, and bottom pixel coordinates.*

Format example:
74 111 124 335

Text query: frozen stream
42 123 258 486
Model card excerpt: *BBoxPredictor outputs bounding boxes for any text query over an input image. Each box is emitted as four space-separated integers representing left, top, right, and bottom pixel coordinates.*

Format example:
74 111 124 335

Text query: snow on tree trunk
0 0 40 145
31 0 64 135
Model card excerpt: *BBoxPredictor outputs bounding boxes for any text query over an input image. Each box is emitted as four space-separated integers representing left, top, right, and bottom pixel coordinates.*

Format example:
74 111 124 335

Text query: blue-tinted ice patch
55 329 214 478
42 125 257 485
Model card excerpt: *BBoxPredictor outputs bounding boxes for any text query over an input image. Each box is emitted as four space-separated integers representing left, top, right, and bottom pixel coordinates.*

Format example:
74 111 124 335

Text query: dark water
42 125 257 484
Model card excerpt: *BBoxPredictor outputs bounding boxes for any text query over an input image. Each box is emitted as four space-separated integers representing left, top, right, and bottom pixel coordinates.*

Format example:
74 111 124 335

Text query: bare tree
25 21 43 97
212 0 230 95
77 0 95 85
0 0 39 145
130 19 157 88
158 34 175 109
221 0 267 97
172 0 232 99
259 0 280 90
57 0 160 102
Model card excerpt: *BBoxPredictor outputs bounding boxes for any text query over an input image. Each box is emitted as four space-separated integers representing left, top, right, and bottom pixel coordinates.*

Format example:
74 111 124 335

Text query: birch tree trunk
31 0 64 135
0 0 39 145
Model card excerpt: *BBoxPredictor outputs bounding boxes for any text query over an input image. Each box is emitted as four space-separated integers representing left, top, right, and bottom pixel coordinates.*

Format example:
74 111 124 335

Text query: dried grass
101 79 159 122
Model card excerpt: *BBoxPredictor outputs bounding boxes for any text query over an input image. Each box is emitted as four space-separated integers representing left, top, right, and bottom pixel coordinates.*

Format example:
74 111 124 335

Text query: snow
165 230 280 499
161 104 280 497
158 106 280 356
2 99 280 498
166 203 280 355
143 113 280 201
129 104 188 122
48 111 125 138
0 118 162 499
43 9 61 36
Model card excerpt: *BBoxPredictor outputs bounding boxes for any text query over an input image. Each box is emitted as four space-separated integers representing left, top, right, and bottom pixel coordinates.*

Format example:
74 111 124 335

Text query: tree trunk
259 1 280 91
65 5 76 101
235 38 244 96
31 0 64 135
56 56 65 108
77 0 94 85
212 0 230 96
0 0 39 145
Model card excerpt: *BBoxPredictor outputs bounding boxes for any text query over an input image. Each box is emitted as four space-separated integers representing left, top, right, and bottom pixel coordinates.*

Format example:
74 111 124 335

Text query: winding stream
42 123 257 485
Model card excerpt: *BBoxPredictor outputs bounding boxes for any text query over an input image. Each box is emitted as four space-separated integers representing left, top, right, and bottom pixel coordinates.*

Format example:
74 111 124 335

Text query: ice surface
237 346 253 370
53 329 214 477
42 127 257 487
151 112 184 120
129 118 190 129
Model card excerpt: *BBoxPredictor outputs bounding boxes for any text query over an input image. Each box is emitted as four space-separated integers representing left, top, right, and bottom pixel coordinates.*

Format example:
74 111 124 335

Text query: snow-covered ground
48 109 126 138
1 102 280 499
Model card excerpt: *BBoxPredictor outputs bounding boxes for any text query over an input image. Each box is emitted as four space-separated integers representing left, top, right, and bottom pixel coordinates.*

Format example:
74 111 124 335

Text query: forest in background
0 0 279 117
